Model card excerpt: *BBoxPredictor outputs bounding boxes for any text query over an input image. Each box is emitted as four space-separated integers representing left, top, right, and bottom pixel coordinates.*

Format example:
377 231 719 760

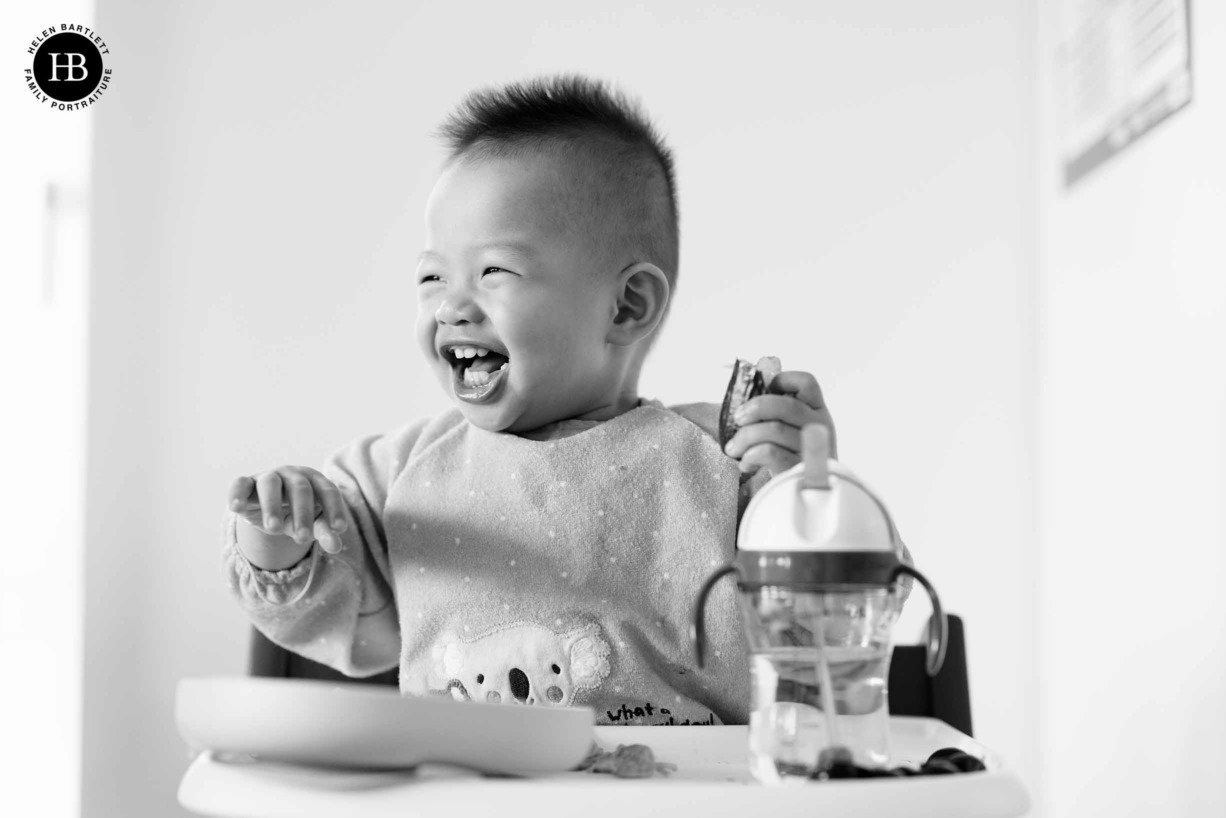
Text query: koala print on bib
428 621 611 706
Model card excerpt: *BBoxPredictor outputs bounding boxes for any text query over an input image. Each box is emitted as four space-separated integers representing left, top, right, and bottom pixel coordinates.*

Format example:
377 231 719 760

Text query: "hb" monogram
48 53 88 81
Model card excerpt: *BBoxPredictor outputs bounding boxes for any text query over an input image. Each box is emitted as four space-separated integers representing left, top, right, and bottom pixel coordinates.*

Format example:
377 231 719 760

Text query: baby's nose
435 290 483 325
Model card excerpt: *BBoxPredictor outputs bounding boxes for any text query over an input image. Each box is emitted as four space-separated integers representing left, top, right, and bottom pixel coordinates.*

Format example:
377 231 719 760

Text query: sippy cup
692 426 946 783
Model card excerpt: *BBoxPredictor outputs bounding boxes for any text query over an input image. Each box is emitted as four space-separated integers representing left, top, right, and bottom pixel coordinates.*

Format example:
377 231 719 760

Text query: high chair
249 614 972 735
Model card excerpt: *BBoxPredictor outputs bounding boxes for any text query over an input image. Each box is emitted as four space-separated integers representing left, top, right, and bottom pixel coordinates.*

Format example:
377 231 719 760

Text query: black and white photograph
3 2 1222 816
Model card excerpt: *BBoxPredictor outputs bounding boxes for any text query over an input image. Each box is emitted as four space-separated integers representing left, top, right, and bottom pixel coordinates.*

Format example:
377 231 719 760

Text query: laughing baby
223 74 836 726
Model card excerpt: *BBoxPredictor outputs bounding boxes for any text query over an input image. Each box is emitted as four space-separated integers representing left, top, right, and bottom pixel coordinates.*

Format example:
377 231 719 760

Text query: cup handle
890 564 947 676
690 564 739 668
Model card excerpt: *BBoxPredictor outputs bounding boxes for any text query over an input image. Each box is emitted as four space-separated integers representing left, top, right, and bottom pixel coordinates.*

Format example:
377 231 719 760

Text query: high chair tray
176 677 596 774
179 713 1030 818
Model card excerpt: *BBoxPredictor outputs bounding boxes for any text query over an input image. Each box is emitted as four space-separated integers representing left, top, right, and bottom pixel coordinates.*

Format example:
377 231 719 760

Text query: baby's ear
566 627 611 688
607 262 669 347
433 640 464 677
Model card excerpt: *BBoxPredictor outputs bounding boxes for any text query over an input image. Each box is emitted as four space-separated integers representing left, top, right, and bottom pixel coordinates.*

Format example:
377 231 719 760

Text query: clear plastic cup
741 586 899 784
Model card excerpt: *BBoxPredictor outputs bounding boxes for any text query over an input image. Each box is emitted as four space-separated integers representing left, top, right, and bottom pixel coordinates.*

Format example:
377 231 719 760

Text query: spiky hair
436 74 680 295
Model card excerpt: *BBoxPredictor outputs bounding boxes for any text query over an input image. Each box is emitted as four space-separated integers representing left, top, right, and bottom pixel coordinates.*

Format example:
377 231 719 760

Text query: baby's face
415 154 623 433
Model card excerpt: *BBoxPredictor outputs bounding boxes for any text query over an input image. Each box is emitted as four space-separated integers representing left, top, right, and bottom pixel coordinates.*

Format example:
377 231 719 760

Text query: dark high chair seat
249 613 971 735
887 614 973 736
249 628 398 686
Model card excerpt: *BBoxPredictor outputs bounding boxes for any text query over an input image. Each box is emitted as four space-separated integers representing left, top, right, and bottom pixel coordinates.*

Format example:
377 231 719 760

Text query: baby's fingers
765 372 838 458
724 420 801 460
767 370 827 409
227 475 256 512
738 442 801 477
306 471 348 533
281 470 319 545
254 471 286 533
735 394 823 430
313 516 344 555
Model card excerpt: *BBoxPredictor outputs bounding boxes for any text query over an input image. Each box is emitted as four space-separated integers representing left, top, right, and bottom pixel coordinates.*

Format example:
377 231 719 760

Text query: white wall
2 5 91 817
86 2 1037 815
1036 3 1226 816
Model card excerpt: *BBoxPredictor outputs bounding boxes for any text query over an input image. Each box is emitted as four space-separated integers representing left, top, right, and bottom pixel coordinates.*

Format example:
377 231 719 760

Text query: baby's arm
222 425 421 677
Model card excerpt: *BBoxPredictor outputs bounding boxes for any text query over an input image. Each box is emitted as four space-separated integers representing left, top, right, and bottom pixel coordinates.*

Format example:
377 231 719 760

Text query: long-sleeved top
223 400 757 725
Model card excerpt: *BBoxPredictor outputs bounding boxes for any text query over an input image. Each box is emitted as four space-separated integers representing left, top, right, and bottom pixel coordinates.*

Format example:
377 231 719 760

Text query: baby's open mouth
443 344 510 402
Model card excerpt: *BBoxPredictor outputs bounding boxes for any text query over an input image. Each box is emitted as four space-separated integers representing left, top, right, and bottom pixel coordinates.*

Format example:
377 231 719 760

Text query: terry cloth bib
388 404 750 726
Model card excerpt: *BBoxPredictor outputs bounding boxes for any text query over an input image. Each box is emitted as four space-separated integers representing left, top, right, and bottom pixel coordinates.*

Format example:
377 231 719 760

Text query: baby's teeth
451 345 493 359
463 369 491 387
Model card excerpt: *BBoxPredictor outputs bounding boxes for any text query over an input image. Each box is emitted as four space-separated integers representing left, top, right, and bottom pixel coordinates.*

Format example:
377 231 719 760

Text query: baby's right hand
227 466 348 555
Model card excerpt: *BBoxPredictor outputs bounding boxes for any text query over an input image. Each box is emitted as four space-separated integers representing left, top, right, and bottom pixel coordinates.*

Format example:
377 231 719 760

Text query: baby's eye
483 266 512 276
418 274 441 285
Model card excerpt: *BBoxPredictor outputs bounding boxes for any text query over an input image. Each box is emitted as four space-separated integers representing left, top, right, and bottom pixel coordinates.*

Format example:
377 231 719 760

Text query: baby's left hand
722 357 838 477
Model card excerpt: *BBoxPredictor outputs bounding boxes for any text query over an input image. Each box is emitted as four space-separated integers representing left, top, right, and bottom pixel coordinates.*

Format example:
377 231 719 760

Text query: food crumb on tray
576 743 677 778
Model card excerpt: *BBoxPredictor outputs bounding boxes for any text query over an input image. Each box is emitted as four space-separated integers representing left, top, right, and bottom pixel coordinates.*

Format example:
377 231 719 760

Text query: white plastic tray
178 681 1030 818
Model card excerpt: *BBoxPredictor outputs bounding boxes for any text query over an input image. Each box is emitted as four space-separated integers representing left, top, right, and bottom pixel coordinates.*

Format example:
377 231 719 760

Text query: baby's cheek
413 313 433 350
415 319 450 372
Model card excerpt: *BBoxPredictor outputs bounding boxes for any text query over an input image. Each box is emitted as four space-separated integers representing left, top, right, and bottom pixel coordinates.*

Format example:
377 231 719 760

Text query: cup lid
738 461 901 555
